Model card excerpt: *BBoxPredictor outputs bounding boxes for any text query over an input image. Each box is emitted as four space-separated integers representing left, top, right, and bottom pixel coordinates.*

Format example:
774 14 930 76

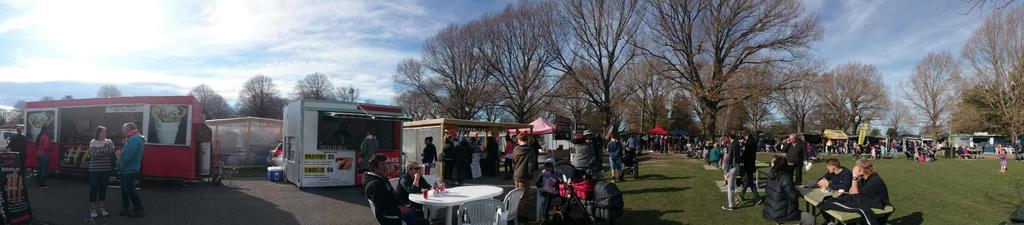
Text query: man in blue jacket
812 158 852 191
118 123 145 217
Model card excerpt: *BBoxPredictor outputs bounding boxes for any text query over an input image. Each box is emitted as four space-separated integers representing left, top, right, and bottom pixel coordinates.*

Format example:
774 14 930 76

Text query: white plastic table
408 185 504 225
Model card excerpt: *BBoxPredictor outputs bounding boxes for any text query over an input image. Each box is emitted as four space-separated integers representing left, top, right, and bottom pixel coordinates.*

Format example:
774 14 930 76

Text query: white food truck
282 100 406 187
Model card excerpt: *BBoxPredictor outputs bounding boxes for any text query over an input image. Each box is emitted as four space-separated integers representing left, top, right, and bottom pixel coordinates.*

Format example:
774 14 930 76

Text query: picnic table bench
798 187 894 225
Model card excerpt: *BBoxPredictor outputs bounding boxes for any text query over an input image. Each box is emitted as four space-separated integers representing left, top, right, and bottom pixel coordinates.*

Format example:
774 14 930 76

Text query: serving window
57 105 144 145
316 114 395 151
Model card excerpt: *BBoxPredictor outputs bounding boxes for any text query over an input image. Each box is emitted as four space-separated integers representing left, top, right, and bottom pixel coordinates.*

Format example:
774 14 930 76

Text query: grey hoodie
571 139 595 169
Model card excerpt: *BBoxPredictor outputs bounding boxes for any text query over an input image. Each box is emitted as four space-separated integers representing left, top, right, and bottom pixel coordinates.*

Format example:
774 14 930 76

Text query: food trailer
206 117 283 168
401 119 531 180
23 96 211 180
282 100 405 188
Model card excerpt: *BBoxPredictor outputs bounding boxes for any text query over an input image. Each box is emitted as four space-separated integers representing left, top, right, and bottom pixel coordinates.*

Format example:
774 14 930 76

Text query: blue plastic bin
267 167 284 182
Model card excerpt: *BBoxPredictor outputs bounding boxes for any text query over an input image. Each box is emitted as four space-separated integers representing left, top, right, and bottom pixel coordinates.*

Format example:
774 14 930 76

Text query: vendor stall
282 100 405 187
23 96 211 180
206 117 282 168
508 117 556 152
823 129 849 153
401 119 530 180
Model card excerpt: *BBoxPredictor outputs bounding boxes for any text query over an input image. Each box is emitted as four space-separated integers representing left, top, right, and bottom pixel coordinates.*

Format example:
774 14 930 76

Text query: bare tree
742 74 777 133
479 103 510 122
884 100 915 138
547 74 597 130
477 0 560 123
39 96 54 101
668 92 699 133
97 84 122 98
960 0 1019 14
238 75 285 119
190 84 235 120
960 6 1024 140
815 62 889 134
335 86 360 102
776 61 823 134
4 100 25 124
624 59 673 131
545 0 644 131
294 73 336 100
394 90 438 120
904 51 961 138
638 0 822 137
396 21 493 119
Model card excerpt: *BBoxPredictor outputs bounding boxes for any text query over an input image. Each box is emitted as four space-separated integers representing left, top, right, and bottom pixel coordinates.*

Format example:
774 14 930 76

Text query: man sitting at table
397 161 432 219
808 158 852 191
365 156 427 225
818 158 891 225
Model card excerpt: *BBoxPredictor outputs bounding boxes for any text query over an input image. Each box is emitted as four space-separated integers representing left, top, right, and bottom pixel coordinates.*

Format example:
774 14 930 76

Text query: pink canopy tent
508 117 555 134
648 126 669 135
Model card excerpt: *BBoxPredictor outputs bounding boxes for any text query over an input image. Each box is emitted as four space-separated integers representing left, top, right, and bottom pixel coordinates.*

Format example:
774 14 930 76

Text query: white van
0 131 15 150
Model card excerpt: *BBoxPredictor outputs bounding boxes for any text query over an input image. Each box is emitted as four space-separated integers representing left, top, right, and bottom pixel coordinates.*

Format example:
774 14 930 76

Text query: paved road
27 174 519 225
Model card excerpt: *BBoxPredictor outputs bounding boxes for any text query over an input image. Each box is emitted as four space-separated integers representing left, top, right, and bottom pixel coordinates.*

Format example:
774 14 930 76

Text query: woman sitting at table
762 156 800 224
397 161 432 223
818 158 891 225
365 156 426 225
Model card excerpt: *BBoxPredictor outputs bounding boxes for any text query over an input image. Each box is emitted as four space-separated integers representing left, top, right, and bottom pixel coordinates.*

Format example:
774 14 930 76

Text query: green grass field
610 153 1024 225
528 153 1024 225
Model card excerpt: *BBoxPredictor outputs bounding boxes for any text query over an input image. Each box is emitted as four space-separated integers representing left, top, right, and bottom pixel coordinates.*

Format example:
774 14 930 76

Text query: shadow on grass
888 212 923 225
615 209 686 225
636 174 693 181
621 187 690 195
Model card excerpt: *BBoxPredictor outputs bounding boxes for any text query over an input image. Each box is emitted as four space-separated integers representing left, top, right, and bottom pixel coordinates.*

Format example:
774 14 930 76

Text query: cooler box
267 166 284 182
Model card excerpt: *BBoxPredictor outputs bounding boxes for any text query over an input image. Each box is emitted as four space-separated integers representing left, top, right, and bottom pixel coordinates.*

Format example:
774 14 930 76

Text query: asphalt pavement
26 173 520 225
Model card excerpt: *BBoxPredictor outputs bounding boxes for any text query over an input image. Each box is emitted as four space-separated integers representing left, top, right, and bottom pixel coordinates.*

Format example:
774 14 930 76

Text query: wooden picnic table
797 187 894 224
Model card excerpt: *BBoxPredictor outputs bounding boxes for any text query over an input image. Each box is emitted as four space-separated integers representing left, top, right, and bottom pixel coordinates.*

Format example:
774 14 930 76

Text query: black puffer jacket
763 171 800 222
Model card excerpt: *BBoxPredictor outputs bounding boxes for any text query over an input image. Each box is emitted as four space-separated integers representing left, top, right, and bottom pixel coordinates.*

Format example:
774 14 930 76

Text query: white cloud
827 0 887 37
813 0 986 87
0 0 464 105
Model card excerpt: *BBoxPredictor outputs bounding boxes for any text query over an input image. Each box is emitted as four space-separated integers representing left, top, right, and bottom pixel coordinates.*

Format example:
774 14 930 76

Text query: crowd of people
701 131 895 224
366 131 547 225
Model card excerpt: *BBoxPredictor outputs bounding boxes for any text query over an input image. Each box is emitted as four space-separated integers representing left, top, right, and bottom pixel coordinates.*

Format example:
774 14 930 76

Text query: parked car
0 131 15 150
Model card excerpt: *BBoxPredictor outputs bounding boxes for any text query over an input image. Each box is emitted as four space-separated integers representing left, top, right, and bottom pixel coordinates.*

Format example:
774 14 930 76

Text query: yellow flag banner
857 123 869 145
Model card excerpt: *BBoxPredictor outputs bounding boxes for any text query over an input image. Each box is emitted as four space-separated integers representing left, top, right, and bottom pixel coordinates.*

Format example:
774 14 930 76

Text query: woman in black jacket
763 156 800 224
455 136 473 185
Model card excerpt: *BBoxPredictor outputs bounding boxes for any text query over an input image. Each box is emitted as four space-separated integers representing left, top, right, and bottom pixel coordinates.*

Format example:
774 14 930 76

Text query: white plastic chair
458 199 504 225
389 178 400 190
501 188 525 225
422 175 440 186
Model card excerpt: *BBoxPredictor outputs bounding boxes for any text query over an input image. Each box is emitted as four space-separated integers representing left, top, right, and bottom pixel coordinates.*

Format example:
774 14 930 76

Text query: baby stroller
621 148 640 179
551 163 624 225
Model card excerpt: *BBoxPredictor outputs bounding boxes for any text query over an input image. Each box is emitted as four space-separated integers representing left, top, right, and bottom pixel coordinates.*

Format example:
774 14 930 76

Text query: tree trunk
699 99 720 138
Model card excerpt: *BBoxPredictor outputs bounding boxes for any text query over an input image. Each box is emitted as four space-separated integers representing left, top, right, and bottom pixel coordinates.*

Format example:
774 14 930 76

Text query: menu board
147 105 190 145
300 150 356 187
25 111 55 142
0 153 32 224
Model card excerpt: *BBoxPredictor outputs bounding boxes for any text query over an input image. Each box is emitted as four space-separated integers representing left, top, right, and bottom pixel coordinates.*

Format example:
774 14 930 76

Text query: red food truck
24 96 211 180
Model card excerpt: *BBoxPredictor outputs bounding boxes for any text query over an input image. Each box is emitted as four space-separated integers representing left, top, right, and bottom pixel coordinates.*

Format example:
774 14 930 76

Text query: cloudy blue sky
0 0 998 110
